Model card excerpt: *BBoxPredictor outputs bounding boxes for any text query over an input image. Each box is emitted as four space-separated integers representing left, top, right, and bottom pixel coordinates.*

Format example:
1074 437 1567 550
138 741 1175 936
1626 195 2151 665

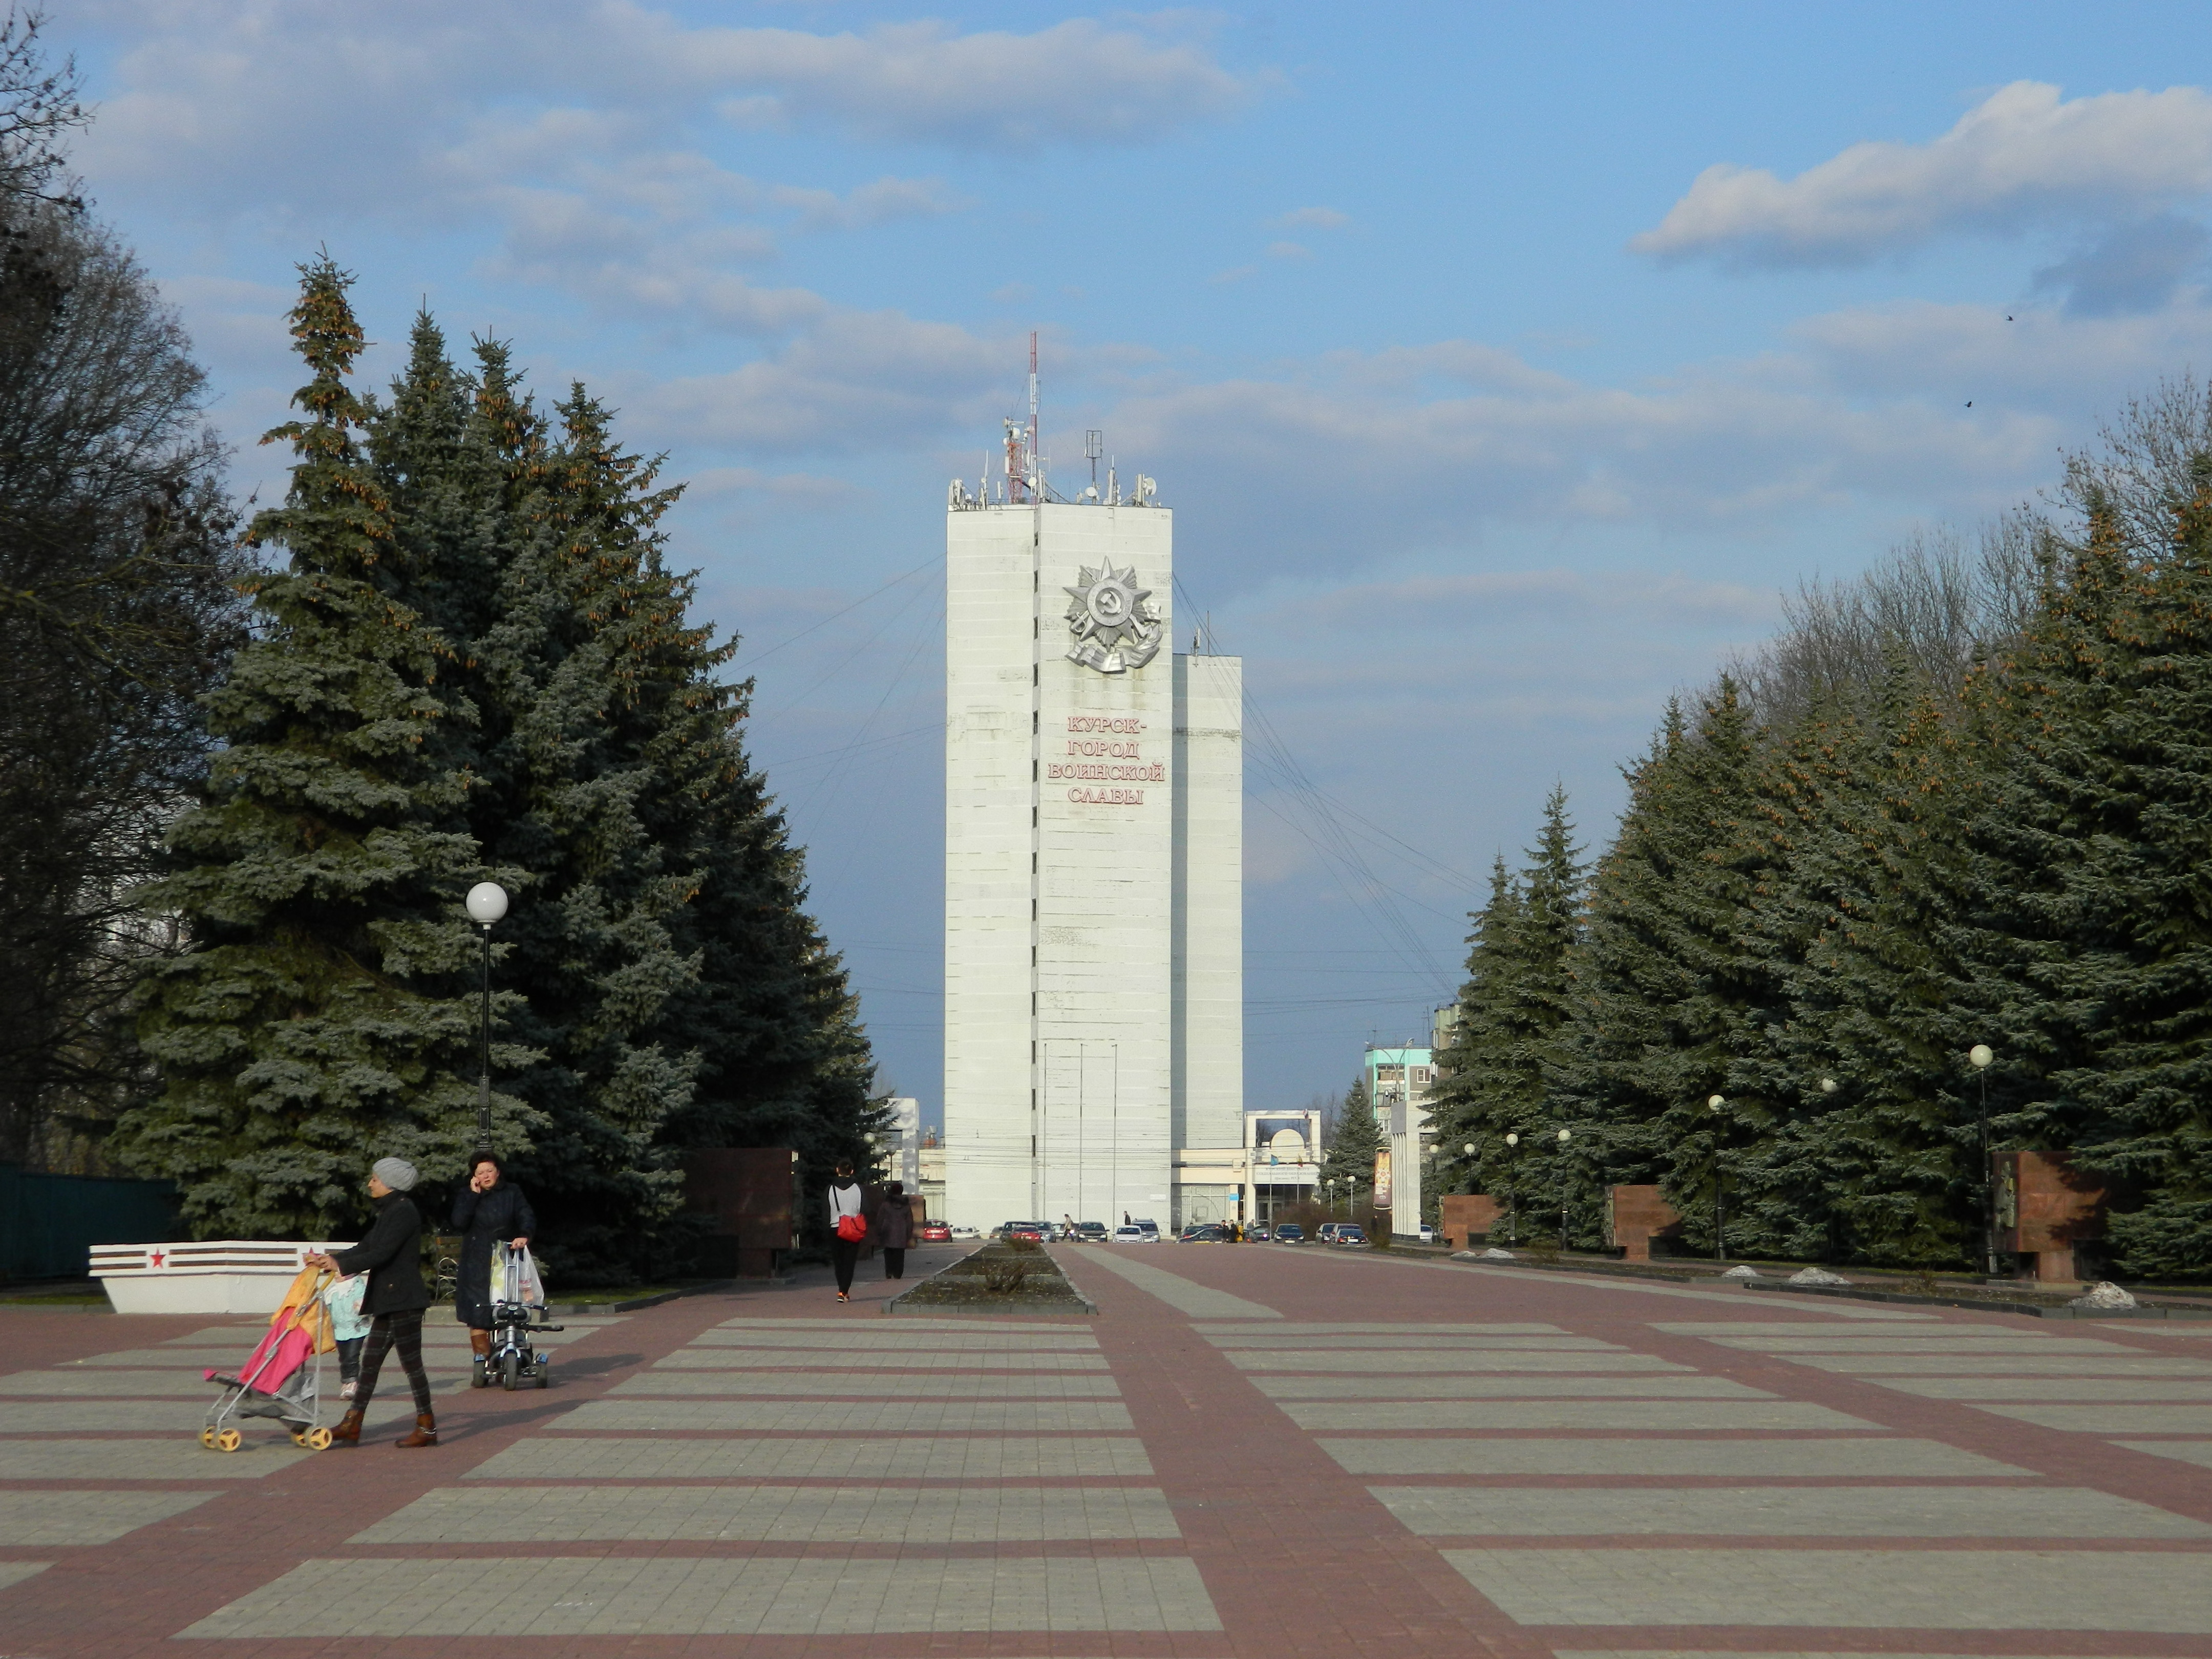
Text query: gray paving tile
1202 1334 1628 1351
1445 1547 2212 1631
1973 1403 2212 1433
68 1349 236 1367
356 1484 1178 1543
1650 1322 1941 1336
1287 1400 1877 1432
1064 1249 1280 1318
182 1556 1223 1636
1713 1336 2133 1355
658 1349 1111 1371
609 1371 1121 1399
0 1396 423 1433
1322 1437 2030 1477
0 1488 220 1543
554 1398 1137 1433
1375 1485 2209 1539
0 1563 46 1592
723 1317 1094 1331
466 1435 1153 1481
1197 1322 1568 1335
0 1367 462 1397
2115 1440 2212 1470
159 1327 264 1346
1801 1354 2212 1376
1875 1377 2212 1402
1226 1350 1687 1373
1253 1375 1774 1400
696 1330 1098 1351
0 1439 314 1479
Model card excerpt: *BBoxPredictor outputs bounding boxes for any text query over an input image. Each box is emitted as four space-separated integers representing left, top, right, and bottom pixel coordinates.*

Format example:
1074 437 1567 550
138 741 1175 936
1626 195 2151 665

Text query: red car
918 1221 952 1242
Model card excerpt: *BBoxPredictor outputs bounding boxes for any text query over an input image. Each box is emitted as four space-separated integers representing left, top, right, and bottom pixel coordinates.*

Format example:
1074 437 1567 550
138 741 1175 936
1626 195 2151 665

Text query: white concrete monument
943 401 1241 1230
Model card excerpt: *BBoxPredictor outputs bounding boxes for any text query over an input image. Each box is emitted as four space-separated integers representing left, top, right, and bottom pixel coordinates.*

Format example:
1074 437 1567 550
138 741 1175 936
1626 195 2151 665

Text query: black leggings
883 1247 906 1280
832 1238 860 1293
355 1309 433 1415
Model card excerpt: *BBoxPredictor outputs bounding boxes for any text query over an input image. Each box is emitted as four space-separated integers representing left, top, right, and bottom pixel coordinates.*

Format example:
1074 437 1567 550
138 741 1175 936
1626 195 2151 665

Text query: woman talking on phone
452 1153 538 1388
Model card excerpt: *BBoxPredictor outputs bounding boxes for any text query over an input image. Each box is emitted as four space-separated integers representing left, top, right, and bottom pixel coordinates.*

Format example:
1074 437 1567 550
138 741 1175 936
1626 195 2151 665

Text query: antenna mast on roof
1026 330 1038 500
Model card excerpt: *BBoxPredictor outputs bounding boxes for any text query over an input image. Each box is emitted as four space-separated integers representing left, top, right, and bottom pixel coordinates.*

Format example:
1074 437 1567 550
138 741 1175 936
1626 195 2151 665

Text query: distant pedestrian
879 1181 913 1280
306 1157 437 1448
451 1153 538 1388
828 1160 866 1303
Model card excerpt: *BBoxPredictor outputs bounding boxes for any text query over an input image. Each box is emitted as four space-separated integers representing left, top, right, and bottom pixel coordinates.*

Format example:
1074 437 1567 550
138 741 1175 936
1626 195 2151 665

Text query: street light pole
1556 1127 1572 1247
1504 1132 1520 1244
464 882 509 1154
1970 1044 1996 1277
1707 1095 1726 1263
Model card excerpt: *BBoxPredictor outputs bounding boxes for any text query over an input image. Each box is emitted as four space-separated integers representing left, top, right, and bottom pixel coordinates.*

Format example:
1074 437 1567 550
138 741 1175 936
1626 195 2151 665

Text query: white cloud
1265 240 1312 261
1634 81 2212 267
1274 206 1349 230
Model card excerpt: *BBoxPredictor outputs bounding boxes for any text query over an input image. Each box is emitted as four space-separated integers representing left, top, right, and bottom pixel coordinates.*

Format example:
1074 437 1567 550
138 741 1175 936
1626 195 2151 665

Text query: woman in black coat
307 1156 437 1448
451 1153 538 1387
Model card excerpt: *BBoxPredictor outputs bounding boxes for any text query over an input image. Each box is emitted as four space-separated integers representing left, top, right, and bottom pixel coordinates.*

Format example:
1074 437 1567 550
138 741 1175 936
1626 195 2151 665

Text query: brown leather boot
330 1409 364 1446
394 1412 437 1448
469 1329 491 1388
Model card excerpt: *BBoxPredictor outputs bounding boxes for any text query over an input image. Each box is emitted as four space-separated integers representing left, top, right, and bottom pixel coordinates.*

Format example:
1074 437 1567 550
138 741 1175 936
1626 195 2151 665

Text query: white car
1111 1224 1155 1243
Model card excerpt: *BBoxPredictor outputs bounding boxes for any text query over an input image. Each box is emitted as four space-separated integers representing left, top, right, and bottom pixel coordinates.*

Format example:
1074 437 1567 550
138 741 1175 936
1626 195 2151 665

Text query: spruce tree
1320 1075 1381 1204
116 260 505 1237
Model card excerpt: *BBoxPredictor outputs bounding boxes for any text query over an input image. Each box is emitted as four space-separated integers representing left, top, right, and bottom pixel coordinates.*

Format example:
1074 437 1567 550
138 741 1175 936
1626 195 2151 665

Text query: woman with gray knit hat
306 1157 437 1448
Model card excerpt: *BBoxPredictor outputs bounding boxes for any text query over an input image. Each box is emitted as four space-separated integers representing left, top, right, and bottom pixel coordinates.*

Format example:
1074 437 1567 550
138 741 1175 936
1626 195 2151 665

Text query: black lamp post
1970 1043 1996 1277
464 881 508 1153
1555 1127 1573 1246
1707 1094 1727 1263
1503 1132 1520 1244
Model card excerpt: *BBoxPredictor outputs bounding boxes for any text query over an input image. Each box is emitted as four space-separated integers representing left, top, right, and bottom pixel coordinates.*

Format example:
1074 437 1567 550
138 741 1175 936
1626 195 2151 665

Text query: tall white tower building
943 425 1241 1229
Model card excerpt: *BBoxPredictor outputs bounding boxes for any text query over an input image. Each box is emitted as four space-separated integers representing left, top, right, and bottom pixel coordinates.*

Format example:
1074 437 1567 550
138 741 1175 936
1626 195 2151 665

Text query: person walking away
323 1269 370 1398
828 1161 866 1303
451 1153 537 1387
307 1158 436 1448
879 1181 913 1280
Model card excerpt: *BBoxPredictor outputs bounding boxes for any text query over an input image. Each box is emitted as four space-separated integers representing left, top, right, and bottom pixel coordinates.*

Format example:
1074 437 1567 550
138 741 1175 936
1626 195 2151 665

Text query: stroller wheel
215 1429 243 1453
199 1428 216 1449
304 1427 333 1451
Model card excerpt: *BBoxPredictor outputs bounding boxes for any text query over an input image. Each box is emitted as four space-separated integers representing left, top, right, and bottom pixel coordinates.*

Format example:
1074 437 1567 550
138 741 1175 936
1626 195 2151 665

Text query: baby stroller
202 1265 334 1452
486 1241 562 1390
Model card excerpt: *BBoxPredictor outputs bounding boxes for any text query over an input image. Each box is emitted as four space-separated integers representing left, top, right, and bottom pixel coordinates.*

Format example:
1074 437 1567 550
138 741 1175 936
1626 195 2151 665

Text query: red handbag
836 1213 867 1242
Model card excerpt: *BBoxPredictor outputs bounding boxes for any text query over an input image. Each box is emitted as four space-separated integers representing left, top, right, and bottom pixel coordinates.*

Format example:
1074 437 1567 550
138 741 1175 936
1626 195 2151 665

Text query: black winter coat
332 1191 431 1315
451 1181 539 1320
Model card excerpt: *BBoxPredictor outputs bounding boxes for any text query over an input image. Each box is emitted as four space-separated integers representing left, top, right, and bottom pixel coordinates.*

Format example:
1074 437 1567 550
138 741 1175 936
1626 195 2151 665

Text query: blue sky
55 1 2212 1124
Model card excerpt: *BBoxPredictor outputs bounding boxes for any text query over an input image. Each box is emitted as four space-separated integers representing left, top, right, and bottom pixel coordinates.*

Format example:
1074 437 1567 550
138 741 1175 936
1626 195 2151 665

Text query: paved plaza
3 1246 2212 1656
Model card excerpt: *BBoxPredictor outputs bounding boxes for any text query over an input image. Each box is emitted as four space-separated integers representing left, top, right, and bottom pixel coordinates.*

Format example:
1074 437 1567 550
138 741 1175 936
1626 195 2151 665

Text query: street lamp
1970 1043 1996 1277
1504 1132 1520 1243
1820 1077 1839 1095
464 881 508 1153
1556 1127 1573 1245
1707 1095 1727 1263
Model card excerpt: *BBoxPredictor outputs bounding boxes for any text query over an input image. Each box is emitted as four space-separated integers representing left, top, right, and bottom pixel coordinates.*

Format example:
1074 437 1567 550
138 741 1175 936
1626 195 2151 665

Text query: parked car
1247 1225 1272 1242
1074 1221 1109 1242
1181 1224 1227 1242
1135 1218 1162 1240
1273 1223 1305 1243
998 1221 1047 1241
1111 1224 1151 1243
918 1221 952 1242
1334 1224 1369 1247
1314 1222 1341 1243
1415 1222 1437 1244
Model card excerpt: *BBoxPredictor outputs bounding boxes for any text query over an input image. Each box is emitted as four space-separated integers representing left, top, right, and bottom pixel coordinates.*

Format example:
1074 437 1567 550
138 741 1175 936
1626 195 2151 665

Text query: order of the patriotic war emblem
1064 561 1163 673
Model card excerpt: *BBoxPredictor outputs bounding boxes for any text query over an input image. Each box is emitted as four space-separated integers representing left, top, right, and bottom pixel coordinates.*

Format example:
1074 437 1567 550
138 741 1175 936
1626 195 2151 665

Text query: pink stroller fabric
205 1322 313 1395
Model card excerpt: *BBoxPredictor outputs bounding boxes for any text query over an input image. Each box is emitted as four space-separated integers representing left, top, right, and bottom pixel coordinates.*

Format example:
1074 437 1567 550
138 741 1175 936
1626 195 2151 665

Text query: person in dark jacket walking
451 1153 538 1388
877 1180 913 1280
307 1158 437 1449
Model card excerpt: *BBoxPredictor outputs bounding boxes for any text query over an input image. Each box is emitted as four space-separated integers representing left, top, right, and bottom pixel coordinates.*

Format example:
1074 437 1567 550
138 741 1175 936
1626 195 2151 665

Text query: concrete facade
944 493 1241 1229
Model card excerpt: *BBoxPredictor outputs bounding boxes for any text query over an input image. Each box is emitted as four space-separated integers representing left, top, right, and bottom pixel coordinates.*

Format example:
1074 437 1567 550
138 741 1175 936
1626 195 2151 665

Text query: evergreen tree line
108 260 885 1278
1430 385 2212 1279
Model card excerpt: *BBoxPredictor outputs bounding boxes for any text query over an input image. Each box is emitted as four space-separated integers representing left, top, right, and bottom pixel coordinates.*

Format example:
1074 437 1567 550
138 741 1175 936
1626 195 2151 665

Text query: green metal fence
0 1165 179 1281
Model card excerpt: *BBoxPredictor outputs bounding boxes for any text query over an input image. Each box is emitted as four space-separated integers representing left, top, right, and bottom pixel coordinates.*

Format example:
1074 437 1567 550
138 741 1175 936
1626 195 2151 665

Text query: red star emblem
148 1250 166 1268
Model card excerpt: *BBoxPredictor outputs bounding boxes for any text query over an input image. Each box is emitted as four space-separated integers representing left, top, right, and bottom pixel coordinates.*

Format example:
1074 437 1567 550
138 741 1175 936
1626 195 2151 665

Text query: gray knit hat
371 1156 418 1193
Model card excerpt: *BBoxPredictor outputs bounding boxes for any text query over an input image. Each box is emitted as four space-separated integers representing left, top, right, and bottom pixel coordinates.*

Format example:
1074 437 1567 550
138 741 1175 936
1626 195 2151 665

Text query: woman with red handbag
828 1161 867 1303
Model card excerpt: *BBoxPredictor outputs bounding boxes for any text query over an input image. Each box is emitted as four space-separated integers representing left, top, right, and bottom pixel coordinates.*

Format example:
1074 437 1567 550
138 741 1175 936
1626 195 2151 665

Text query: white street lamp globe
1505 1133 1519 1147
1462 1142 1475 1156
465 882 509 926
1707 1094 1725 1110
1820 1077 1839 1095
1969 1044 1993 1070
1557 1129 1571 1143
